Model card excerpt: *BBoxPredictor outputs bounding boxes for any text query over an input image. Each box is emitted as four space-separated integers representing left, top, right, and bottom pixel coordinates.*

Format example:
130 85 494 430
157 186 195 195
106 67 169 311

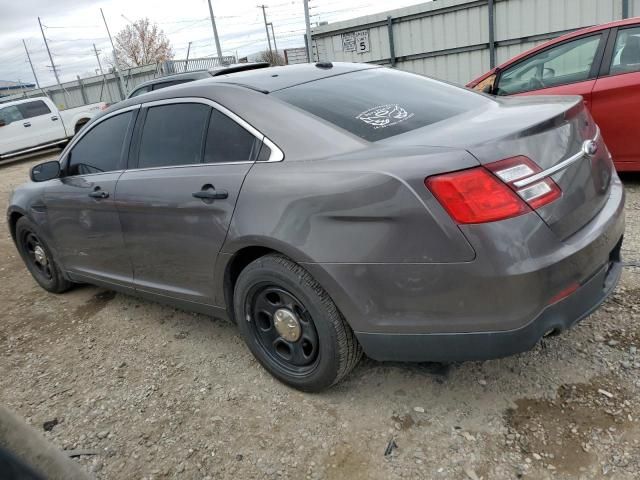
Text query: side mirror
31 160 61 182
0 119 6 127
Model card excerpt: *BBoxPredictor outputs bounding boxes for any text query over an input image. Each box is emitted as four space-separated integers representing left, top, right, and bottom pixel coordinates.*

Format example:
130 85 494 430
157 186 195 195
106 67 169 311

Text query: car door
0 105 29 155
44 107 138 287
16 100 66 146
495 31 609 109
116 99 260 306
591 25 640 171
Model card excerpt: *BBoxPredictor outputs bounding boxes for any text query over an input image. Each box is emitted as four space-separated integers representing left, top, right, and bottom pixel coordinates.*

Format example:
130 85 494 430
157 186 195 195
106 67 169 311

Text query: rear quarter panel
223 148 479 264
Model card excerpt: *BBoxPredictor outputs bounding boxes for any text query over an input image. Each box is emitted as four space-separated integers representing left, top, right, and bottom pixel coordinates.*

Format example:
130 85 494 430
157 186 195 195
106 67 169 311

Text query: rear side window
273 68 488 142
67 111 132 176
17 100 51 119
138 103 210 169
0 105 23 125
610 28 640 74
204 109 256 163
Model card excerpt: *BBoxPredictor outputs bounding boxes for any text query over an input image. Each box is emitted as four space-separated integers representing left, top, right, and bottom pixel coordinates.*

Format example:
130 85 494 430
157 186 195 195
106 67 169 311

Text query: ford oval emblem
582 140 598 157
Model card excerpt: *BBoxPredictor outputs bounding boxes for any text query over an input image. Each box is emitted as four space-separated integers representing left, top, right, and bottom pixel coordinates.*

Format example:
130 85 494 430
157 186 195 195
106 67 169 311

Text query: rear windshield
273 67 488 141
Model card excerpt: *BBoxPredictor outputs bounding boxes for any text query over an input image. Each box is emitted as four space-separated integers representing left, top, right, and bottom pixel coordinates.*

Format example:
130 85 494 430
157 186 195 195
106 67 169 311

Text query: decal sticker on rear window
356 104 414 129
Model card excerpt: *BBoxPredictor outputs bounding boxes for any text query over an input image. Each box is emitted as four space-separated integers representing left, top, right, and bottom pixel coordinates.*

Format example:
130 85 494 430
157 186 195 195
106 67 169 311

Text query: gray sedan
7 63 625 391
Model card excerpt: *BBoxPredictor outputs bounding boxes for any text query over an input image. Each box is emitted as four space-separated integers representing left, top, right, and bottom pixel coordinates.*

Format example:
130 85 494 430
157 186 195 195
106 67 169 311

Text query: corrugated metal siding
0 57 229 108
311 0 635 85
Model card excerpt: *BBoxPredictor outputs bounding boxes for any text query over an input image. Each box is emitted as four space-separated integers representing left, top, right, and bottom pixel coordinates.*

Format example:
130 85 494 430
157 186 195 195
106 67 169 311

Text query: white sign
342 32 356 52
355 30 370 54
342 30 370 54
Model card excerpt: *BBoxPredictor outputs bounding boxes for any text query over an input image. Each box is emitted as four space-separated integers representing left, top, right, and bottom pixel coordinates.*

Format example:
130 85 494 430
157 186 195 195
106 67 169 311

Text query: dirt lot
1 153 639 480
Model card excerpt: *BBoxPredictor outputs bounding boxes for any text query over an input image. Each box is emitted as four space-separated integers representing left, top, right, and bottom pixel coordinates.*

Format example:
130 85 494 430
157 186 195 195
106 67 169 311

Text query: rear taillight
486 156 561 209
426 156 561 224
425 168 530 224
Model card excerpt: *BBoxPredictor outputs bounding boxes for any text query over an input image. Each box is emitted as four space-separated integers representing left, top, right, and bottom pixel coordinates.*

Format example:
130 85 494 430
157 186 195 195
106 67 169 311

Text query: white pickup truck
0 97 106 159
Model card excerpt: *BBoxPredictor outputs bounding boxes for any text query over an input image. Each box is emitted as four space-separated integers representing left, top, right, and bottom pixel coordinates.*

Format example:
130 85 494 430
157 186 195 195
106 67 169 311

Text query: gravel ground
1 153 639 480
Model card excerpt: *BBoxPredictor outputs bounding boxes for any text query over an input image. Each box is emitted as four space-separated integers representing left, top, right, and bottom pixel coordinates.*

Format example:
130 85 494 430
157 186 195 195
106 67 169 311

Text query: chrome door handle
88 190 109 199
23 122 31 127
192 190 228 200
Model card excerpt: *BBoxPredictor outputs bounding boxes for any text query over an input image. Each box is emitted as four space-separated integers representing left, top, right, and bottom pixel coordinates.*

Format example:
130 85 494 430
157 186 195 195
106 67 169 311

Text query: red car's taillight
426 156 561 224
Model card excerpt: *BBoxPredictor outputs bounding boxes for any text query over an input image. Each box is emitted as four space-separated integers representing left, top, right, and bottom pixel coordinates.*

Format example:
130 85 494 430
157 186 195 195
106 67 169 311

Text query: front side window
610 27 640 75
204 109 256 163
67 111 132 176
273 67 488 142
0 106 23 125
497 35 602 95
138 103 210 169
17 100 51 119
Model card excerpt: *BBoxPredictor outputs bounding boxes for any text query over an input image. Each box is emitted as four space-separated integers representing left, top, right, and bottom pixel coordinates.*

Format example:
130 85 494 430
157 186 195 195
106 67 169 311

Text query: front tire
234 254 362 392
15 217 72 294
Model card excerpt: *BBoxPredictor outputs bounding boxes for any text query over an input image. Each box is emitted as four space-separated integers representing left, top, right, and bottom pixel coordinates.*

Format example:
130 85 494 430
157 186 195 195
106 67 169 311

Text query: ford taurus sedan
8 63 625 392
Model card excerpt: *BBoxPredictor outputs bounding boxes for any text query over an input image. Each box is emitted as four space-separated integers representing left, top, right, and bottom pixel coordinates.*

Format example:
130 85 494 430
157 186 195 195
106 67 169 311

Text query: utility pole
259 5 273 55
38 17 64 91
303 0 313 62
100 8 127 98
93 44 104 75
22 39 42 91
93 43 113 103
207 0 223 61
268 22 278 56
185 41 192 70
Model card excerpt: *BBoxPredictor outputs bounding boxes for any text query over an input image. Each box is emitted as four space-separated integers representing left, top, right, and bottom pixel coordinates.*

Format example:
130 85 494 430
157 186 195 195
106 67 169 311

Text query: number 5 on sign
355 30 370 54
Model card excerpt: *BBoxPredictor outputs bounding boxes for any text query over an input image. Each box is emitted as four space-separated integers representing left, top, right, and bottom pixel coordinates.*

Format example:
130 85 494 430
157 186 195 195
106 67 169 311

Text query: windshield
272 67 488 141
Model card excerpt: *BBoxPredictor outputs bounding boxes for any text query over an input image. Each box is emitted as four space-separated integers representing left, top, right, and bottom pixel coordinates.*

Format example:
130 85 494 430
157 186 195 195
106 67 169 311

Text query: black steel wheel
21 231 53 281
246 285 320 375
234 254 362 392
15 216 72 293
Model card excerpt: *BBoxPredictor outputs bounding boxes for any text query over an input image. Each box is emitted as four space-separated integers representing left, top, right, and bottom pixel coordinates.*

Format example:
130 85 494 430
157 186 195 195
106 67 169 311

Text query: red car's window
497 34 602 95
610 27 640 75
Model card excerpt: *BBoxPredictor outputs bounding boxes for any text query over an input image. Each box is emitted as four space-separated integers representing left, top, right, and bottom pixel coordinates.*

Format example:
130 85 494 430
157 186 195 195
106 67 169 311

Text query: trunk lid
383 95 613 239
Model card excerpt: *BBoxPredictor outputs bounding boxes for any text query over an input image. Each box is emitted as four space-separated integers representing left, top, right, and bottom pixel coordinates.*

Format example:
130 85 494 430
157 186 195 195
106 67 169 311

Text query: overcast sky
1 0 426 86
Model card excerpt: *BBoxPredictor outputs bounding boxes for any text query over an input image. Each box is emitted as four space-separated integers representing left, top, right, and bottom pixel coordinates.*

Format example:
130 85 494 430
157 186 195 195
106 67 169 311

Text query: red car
468 18 640 172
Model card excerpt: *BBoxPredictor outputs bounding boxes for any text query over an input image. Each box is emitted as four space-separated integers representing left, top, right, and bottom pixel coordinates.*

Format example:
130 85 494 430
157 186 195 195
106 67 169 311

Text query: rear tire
234 254 362 392
15 217 72 294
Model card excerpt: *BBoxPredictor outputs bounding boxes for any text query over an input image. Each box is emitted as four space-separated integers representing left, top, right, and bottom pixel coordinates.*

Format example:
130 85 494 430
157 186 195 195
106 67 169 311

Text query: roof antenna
315 62 333 69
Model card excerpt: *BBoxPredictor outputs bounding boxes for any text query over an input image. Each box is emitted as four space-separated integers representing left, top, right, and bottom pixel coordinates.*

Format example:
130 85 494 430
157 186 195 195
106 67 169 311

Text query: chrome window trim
125 161 254 174
59 104 141 162
513 128 600 188
139 96 284 163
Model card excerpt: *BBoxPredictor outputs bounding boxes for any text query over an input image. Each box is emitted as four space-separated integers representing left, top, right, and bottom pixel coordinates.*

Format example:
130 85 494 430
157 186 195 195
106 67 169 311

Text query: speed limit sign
355 30 370 54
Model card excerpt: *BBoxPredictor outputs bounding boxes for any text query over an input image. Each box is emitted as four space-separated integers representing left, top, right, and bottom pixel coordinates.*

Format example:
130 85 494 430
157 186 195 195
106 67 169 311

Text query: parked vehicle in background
468 17 640 172
0 97 105 160
126 63 271 99
8 63 624 392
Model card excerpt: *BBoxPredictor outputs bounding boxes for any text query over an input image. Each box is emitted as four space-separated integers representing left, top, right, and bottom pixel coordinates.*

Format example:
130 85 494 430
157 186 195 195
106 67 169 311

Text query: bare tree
256 50 286 66
112 18 174 68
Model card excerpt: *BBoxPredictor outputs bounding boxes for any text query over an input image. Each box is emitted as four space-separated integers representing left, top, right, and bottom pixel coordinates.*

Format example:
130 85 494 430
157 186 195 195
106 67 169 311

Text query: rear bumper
356 252 622 361
303 175 625 362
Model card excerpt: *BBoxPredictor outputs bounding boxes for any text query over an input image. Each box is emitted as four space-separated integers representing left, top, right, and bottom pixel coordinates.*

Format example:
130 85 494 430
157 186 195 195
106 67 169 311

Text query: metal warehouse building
310 0 640 85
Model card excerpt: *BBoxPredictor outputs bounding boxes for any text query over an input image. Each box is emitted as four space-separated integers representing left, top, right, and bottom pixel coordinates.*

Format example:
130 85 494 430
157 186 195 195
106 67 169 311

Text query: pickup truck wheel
234 254 362 392
15 217 72 294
